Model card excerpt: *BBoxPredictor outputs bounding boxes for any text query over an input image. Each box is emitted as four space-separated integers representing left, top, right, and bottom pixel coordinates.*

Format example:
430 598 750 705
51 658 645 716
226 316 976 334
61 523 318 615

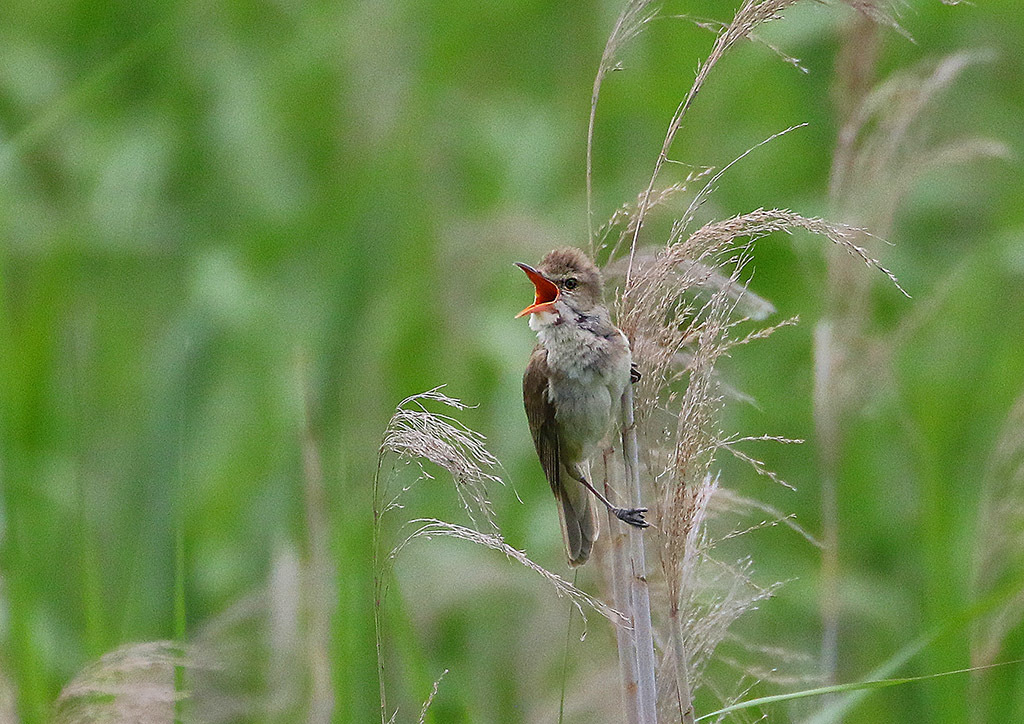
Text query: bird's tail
555 466 599 567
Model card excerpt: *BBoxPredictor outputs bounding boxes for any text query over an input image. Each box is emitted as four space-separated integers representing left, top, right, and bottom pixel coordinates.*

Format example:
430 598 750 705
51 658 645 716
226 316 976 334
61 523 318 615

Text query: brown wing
524 346 596 566
523 346 560 495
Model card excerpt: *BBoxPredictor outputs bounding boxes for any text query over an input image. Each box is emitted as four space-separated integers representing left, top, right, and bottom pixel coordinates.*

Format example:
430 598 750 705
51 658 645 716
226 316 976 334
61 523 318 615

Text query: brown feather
523 346 596 565
523 346 560 496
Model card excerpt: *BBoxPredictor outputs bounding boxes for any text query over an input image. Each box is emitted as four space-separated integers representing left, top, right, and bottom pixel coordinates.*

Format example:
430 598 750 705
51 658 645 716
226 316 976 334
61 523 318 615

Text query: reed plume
972 392 1024 668
587 1 931 720
373 387 626 724
819 13 1006 683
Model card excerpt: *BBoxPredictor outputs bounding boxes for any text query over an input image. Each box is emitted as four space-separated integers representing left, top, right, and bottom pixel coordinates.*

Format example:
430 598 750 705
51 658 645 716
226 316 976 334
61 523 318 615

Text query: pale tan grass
606 252 777 322
379 386 502 531
972 393 1024 668
625 0 804 280
603 118 910 724
664 14 809 73
613 204 902 711
587 0 661 250
587 0 962 719
831 50 1007 231
711 485 822 548
0 669 14 724
598 171 713 263
374 387 629 723
377 388 607 623
717 633 823 687
54 642 200 724
611 239 800 719
416 670 447 724
840 1 909 38
393 519 627 626
819 32 1006 683
187 557 309 723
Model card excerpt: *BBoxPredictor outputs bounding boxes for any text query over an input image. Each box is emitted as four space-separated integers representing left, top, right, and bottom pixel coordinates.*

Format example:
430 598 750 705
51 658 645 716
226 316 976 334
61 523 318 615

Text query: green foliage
1 1 1023 722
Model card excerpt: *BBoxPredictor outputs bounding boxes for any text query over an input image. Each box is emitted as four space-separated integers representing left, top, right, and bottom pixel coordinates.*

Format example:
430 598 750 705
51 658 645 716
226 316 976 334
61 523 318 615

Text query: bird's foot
613 507 649 528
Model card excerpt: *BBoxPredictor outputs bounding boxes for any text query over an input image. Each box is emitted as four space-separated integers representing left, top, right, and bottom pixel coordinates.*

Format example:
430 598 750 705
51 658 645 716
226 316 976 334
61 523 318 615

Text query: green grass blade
696 660 1024 722
0 16 174 165
804 566 1024 724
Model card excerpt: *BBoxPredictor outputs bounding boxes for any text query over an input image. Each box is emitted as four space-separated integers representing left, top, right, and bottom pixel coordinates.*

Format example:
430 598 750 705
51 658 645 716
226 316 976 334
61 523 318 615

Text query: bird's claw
614 507 649 528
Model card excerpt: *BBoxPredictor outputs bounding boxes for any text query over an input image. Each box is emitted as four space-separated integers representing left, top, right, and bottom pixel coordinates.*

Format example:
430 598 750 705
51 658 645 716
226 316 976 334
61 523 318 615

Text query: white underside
533 305 631 464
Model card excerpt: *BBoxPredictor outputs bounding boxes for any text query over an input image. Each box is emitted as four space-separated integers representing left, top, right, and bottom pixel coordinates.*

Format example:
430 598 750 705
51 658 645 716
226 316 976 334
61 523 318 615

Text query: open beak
515 263 560 318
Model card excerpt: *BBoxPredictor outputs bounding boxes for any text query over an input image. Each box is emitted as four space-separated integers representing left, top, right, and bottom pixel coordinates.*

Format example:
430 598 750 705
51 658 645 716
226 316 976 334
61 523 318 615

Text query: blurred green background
2 0 1023 722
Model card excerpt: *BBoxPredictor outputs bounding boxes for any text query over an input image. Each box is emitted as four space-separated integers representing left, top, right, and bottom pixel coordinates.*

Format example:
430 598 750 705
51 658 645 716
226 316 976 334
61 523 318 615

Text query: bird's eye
563 278 578 290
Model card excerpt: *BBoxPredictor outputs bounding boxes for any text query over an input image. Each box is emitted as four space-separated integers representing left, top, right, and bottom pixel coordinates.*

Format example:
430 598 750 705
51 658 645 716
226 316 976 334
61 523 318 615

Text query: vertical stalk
174 518 187 724
667 605 695 724
814 321 841 686
300 381 336 724
819 14 881 688
603 449 640 724
372 455 390 724
174 401 187 724
620 385 660 724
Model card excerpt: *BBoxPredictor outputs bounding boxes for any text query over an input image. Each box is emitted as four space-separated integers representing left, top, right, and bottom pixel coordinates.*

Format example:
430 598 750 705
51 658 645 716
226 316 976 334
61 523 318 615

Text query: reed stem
620 384 660 724
603 449 641 724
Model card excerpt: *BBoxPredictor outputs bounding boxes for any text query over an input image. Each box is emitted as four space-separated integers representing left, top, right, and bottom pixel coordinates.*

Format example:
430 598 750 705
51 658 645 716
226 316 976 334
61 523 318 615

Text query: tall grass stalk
591 12 808 720
558 571 578 724
173 524 186 724
620 385 660 724
971 390 1024 717
813 318 842 685
808 564 1024 723
174 400 187 724
584 3 962 720
587 0 658 253
6 545 44 724
299 360 336 724
0 670 15 724
372 451 390 724
818 7 1005 687
815 12 882 682
68 318 105 660
621 0 801 283
372 388 624 722
602 451 640 724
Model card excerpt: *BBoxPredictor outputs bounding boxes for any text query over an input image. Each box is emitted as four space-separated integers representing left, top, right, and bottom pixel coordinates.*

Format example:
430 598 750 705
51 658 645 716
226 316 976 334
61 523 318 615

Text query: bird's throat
528 309 560 331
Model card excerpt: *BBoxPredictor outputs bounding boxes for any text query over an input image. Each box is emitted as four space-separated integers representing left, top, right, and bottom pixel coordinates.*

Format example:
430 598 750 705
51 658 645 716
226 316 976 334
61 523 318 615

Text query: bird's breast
541 325 630 385
540 325 632 461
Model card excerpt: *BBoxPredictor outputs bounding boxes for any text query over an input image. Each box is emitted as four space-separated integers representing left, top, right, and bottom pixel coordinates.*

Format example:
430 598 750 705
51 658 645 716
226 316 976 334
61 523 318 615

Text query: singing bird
516 247 648 567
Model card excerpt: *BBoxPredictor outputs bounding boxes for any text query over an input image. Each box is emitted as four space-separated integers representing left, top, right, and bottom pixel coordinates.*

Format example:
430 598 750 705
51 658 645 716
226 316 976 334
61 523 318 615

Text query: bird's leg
568 467 648 528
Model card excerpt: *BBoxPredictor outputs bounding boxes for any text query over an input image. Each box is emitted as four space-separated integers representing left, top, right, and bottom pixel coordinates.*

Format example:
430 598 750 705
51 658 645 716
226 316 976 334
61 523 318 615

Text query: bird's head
515 247 604 324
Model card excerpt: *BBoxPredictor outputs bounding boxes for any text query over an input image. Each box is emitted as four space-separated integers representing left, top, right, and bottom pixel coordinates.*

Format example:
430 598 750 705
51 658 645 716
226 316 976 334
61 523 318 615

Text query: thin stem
814 321 841 687
373 455 390 724
604 449 640 724
626 0 782 286
174 398 187 724
668 606 696 724
558 570 579 724
588 2 658 258
620 385 660 724
587 54 607 257
174 520 186 724
300 364 336 724
818 14 882 688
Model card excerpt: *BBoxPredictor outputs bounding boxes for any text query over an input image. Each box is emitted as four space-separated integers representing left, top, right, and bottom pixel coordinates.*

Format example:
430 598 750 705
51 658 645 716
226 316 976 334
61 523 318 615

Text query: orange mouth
515 263 560 318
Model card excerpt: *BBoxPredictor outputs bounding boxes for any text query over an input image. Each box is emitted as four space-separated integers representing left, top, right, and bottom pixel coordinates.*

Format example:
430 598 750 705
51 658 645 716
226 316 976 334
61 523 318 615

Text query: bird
516 247 648 567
